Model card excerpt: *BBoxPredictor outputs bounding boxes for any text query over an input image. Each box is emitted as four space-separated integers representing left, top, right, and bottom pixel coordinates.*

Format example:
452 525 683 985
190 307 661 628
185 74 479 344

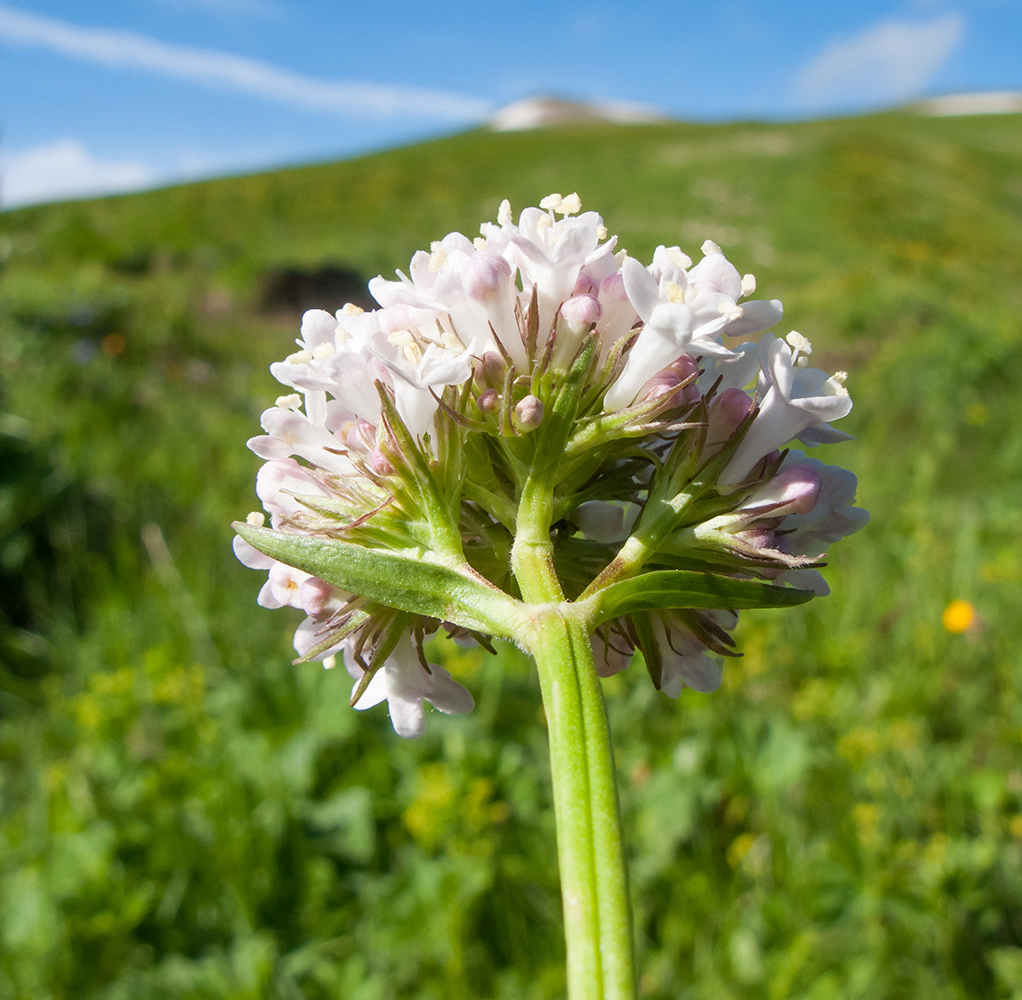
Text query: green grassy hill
1 112 1021 1000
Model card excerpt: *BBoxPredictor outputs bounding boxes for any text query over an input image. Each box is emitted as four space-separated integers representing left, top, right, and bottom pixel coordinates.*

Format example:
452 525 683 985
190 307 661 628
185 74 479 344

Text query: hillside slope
0 114 1021 1000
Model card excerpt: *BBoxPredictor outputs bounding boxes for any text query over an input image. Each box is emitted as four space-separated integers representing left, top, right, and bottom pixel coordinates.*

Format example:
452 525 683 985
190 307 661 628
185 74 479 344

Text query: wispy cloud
0 4 491 120
796 14 965 109
0 140 156 207
153 0 278 19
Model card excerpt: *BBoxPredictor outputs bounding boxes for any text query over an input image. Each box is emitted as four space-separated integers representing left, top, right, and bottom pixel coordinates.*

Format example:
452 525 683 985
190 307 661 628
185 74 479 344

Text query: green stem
528 610 636 1000
514 527 636 999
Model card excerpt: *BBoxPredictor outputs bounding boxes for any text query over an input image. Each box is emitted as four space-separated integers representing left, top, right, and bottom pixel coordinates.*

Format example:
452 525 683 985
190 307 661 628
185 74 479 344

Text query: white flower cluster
236 194 867 736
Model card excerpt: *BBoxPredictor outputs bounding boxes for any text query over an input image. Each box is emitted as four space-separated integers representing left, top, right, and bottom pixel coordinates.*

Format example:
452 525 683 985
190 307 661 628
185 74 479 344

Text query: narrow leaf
234 523 521 638
590 570 814 624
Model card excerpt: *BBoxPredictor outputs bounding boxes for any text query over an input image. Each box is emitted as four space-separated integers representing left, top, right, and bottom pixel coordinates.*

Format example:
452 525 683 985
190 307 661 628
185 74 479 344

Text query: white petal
423 666 475 716
233 535 274 570
621 255 661 323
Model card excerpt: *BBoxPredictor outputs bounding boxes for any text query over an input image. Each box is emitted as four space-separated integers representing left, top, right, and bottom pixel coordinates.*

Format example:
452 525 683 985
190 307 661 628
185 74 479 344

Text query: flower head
236 194 865 734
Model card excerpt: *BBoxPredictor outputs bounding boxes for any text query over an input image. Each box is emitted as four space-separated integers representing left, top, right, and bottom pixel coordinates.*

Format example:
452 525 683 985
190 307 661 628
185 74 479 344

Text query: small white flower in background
237 195 867 733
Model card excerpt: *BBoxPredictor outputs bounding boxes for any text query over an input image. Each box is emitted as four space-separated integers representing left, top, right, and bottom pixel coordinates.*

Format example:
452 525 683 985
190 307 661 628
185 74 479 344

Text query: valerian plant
234 193 867 1000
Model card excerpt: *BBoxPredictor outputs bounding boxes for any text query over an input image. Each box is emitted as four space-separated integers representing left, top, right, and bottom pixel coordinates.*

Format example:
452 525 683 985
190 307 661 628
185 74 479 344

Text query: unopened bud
476 388 499 412
706 387 755 450
559 294 603 335
573 272 601 297
514 395 544 432
478 351 506 389
370 449 395 476
754 466 821 515
638 355 700 406
299 576 342 618
599 271 628 304
462 252 513 303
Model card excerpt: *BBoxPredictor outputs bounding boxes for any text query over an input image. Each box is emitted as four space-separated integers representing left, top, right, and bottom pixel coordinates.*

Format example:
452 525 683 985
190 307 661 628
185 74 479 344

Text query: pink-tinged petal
677 652 723 694
268 561 310 609
592 631 633 678
233 535 274 570
247 434 293 461
292 616 345 661
257 578 284 609
744 466 821 516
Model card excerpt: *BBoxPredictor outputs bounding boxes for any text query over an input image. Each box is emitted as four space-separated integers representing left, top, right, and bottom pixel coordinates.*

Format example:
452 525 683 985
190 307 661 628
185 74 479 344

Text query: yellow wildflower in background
942 600 977 634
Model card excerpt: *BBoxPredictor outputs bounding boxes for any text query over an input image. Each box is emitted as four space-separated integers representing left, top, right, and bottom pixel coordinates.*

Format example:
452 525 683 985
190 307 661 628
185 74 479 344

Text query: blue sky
1 0 1019 207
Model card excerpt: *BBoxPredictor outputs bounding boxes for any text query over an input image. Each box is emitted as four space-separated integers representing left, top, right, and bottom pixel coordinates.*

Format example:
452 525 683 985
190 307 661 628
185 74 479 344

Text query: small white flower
349 636 475 739
721 333 853 486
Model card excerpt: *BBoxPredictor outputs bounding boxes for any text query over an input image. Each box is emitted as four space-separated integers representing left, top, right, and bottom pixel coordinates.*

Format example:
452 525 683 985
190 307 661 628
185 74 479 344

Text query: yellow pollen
719 302 744 320
557 192 582 215
404 343 423 364
497 199 512 226
275 393 302 410
539 192 562 210
442 331 465 352
473 237 487 250
428 243 448 271
666 247 693 269
666 283 686 303
741 273 757 297
312 342 335 360
942 600 977 634
245 511 265 526
286 349 313 364
597 225 608 240
388 329 415 347
339 303 364 316
786 331 813 356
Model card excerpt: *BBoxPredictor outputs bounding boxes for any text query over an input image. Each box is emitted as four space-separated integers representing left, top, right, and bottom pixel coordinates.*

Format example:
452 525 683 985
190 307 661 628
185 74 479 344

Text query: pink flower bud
599 271 628 305
299 576 343 618
559 294 603 335
462 251 513 303
476 388 499 412
705 387 755 452
573 272 601 297
514 395 545 431
755 466 821 515
478 351 506 388
370 449 395 476
736 528 774 549
637 355 700 406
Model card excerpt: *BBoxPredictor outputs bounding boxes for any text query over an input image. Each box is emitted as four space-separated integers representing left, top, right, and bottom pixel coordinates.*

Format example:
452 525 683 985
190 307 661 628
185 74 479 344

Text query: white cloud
796 14 965 109
0 140 156 207
0 4 491 120
154 0 278 17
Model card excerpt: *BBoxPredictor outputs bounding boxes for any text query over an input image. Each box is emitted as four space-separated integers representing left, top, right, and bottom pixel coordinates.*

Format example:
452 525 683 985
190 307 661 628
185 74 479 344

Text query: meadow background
1 110 1021 999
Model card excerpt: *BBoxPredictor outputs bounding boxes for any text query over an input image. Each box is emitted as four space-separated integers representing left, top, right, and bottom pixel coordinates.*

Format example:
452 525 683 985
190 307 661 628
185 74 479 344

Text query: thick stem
527 610 637 1000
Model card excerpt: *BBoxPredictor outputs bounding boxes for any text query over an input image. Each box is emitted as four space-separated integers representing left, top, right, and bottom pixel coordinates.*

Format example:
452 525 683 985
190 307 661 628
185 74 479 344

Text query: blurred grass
0 110 1021 999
